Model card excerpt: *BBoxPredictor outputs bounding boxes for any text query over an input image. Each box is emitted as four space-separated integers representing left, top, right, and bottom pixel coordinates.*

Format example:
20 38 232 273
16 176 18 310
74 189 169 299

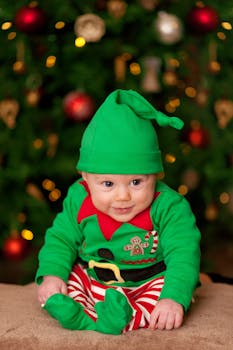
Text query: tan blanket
1 282 232 350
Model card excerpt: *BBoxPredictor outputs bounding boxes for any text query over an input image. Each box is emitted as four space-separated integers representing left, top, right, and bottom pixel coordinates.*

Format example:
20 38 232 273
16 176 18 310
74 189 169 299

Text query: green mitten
43 293 96 331
95 288 133 335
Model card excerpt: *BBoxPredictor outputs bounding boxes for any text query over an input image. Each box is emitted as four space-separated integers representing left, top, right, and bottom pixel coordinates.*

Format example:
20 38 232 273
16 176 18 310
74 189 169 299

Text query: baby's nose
116 185 131 201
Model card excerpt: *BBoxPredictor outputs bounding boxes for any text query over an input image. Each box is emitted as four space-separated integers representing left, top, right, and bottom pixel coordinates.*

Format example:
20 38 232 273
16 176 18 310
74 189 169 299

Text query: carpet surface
0 282 232 350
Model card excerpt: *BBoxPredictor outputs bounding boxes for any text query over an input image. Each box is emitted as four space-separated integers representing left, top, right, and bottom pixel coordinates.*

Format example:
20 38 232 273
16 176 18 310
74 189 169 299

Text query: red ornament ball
14 6 47 34
187 6 219 33
63 91 95 122
2 236 28 260
186 127 209 148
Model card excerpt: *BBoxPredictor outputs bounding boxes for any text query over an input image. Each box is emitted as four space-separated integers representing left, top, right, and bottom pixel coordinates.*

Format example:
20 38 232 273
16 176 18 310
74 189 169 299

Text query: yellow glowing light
165 103 176 113
157 172 165 180
29 1 39 8
165 153 176 163
13 61 25 73
180 143 191 155
185 87 196 98
219 192 230 204
129 62 141 75
168 58 180 68
46 55 56 68
49 189 61 201
217 32 226 40
2 22 12 30
221 22 232 30
209 60 221 72
55 21 65 30
169 98 180 108
178 185 188 196
42 179 55 191
21 229 34 240
205 204 218 221
75 36 86 47
8 32 16 40
18 213 26 223
33 138 43 149
190 120 200 129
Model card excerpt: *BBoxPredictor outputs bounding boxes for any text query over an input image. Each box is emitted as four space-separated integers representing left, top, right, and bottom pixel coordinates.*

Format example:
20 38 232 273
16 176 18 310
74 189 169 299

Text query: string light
46 55 56 68
205 204 218 221
1 22 12 30
21 229 34 240
129 62 141 75
33 138 43 149
8 32 16 40
180 143 192 155
217 32 226 40
221 22 232 30
167 58 180 68
75 36 86 47
18 213 27 223
49 189 61 201
55 21 65 30
178 185 188 195
185 86 196 98
42 179 55 191
219 192 230 204
165 153 176 163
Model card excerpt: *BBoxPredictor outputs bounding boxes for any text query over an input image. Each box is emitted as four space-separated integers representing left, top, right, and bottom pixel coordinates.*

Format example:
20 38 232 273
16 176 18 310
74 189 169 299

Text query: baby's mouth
113 206 133 214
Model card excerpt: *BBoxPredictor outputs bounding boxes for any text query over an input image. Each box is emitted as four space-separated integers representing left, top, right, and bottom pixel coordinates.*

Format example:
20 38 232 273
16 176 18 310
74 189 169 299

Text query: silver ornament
74 14 106 42
154 11 183 45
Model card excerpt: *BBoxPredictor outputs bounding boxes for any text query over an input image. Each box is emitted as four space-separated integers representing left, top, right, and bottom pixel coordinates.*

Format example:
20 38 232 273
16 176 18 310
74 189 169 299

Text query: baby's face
82 172 156 222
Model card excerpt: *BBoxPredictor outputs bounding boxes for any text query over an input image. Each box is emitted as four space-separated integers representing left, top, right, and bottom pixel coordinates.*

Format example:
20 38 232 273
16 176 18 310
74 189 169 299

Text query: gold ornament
205 203 218 221
26 183 44 201
26 89 41 106
47 133 59 157
163 57 179 86
227 190 233 213
181 168 200 190
141 57 161 93
0 98 19 128
114 53 132 82
139 0 159 11
74 14 105 42
214 99 233 129
195 88 209 107
107 0 127 19
13 40 26 74
154 12 183 45
163 70 178 86
208 41 221 74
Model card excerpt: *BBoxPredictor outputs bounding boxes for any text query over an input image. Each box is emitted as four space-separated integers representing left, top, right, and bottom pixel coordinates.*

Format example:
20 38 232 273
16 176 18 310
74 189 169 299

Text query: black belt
78 259 166 283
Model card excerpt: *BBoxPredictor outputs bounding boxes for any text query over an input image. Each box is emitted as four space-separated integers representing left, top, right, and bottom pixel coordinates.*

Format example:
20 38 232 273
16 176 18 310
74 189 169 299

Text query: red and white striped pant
67 264 164 332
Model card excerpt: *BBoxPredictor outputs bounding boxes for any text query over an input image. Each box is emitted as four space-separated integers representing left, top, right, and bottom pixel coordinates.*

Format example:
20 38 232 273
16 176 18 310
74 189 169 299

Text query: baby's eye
103 181 113 187
131 179 141 186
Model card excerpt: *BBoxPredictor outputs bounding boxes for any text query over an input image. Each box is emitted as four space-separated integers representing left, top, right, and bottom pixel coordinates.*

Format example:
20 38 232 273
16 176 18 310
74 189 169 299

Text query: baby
36 89 200 334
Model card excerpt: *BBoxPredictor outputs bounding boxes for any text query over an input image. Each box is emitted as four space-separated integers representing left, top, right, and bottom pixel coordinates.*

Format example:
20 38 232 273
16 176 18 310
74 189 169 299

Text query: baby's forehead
91 174 154 181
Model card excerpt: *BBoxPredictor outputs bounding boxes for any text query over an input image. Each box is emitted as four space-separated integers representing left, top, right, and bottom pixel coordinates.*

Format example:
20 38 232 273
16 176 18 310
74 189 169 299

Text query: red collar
78 181 160 240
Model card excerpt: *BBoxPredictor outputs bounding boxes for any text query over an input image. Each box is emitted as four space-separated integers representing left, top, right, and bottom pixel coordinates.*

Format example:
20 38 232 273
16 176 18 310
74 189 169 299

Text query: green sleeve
35 182 85 285
153 188 201 311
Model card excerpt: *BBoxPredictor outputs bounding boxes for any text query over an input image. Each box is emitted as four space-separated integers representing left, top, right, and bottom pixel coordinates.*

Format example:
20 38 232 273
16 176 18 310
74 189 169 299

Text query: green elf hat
77 89 184 174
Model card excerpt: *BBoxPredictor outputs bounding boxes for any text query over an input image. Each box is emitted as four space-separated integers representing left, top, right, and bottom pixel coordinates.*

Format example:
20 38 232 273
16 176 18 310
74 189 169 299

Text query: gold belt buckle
88 260 125 284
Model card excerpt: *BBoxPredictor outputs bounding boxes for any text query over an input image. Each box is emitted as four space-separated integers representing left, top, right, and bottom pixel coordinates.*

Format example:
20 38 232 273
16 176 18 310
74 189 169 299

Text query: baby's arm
149 299 184 330
37 276 67 306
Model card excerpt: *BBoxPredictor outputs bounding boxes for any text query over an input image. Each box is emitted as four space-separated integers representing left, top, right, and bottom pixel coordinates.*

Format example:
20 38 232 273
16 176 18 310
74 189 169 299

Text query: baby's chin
108 209 137 223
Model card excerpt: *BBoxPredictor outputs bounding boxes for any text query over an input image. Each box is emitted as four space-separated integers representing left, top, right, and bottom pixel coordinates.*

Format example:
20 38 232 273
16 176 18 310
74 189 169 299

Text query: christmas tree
0 0 233 284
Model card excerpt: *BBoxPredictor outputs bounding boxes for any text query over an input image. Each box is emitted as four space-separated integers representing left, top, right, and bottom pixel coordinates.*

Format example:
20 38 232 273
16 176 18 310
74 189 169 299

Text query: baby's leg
43 265 133 334
43 288 132 334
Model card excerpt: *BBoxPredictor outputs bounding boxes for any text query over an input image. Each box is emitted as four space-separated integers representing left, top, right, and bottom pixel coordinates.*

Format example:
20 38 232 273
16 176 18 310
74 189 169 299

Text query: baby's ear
81 172 87 181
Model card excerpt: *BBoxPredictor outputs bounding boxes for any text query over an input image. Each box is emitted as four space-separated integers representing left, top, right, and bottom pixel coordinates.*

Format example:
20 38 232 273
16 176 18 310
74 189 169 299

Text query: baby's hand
149 299 184 330
37 276 67 306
